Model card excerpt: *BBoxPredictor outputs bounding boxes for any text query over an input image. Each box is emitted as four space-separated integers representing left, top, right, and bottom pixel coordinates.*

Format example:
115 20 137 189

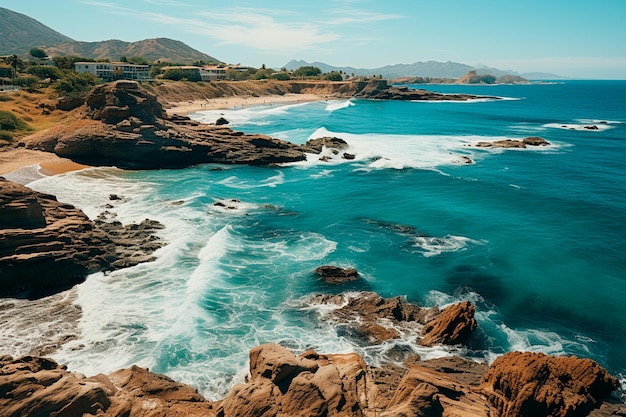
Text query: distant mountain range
0 7 220 64
284 60 566 81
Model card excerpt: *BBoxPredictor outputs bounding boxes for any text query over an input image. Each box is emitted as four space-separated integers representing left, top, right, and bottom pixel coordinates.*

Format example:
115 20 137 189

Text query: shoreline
0 93 323 177
165 92 323 115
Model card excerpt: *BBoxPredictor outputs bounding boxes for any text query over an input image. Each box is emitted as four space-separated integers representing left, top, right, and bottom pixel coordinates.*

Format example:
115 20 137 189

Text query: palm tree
4 55 23 80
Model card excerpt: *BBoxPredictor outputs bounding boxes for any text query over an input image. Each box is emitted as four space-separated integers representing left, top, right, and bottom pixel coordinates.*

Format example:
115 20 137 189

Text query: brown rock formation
350 79 496 101
299 136 349 154
1 348 623 417
481 351 620 417
314 265 360 285
419 301 477 347
29 81 306 169
217 343 368 417
0 355 212 417
309 292 476 346
0 178 162 298
475 136 551 148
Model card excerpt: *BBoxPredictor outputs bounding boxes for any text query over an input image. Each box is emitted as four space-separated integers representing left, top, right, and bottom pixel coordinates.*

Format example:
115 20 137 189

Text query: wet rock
314 265 360 285
215 116 229 125
475 136 550 148
522 136 550 146
420 301 477 346
300 136 349 154
0 179 163 298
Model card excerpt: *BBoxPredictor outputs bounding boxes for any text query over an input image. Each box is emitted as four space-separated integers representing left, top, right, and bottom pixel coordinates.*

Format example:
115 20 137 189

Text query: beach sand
0 148 90 177
166 93 323 115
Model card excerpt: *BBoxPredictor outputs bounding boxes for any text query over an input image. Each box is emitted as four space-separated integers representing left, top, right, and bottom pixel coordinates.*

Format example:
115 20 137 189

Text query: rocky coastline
1 80 624 416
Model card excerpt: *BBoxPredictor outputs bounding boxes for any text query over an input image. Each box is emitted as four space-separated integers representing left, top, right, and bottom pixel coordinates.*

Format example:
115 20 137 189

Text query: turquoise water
26 81 626 399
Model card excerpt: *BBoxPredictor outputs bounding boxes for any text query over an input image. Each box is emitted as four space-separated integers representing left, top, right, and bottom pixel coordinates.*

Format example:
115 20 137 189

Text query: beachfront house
74 62 151 81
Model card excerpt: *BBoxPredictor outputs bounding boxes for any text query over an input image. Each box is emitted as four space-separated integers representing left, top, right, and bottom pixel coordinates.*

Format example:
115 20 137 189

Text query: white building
201 66 226 81
74 62 150 81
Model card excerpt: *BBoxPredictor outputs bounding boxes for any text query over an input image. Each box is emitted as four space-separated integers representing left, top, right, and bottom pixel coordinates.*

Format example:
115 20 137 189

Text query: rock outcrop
0 178 162 298
481 351 620 417
419 301 477 346
314 265 360 285
309 292 476 346
0 355 212 417
475 136 551 148
29 81 306 169
1 348 623 417
217 344 368 417
350 79 495 101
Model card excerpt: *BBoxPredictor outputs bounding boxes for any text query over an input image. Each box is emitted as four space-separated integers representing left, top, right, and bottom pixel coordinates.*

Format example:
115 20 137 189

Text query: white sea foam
292 127 491 170
544 122 614 131
411 235 485 257
325 100 354 112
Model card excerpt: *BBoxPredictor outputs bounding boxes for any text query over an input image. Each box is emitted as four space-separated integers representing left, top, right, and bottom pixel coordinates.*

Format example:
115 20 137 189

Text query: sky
2 0 625 79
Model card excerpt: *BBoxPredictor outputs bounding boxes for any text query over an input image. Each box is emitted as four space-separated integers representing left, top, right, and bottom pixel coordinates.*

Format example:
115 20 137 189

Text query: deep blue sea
24 80 626 399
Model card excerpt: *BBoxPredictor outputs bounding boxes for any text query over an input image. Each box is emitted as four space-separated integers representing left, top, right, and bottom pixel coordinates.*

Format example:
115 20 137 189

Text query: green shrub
0 130 13 142
27 65 64 81
54 71 99 99
0 110 29 131
14 76 39 88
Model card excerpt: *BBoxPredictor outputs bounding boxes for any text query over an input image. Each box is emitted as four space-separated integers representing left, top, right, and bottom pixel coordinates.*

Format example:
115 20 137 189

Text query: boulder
522 136 550 146
300 136 349 154
314 265 360 285
215 117 229 125
480 351 619 417
419 301 477 346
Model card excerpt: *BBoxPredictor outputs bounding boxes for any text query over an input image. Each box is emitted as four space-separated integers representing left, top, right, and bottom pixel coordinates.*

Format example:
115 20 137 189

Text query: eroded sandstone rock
419 301 477 346
480 351 619 417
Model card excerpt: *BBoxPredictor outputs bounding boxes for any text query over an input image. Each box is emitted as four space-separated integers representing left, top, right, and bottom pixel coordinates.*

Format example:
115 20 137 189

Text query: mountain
0 7 220 64
0 7 74 53
44 38 220 64
284 59 566 80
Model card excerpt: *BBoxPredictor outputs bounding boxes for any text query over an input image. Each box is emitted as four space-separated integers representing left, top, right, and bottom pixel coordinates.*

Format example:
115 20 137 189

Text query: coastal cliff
27 81 307 169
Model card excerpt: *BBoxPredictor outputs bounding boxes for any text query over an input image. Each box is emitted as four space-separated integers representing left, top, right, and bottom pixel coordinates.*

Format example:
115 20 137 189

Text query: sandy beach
166 93 323 115
0 148 91 178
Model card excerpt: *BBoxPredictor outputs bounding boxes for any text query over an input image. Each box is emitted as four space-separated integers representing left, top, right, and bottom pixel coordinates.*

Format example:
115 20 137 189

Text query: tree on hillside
54 56 93 71
3 55 24 79
128 56 149 65
293 66 322 78
325 71 343 81
29 48 47 59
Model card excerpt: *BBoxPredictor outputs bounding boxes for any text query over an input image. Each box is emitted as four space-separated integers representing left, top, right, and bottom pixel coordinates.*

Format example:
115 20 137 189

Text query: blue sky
2 0 625 78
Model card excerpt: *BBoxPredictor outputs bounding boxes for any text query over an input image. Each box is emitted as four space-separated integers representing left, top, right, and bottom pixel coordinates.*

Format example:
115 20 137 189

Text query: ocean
20 80 626 399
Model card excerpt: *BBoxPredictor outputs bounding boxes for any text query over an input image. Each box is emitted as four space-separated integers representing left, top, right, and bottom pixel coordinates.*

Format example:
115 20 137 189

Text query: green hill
0 7 221 64
0 7 74 53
